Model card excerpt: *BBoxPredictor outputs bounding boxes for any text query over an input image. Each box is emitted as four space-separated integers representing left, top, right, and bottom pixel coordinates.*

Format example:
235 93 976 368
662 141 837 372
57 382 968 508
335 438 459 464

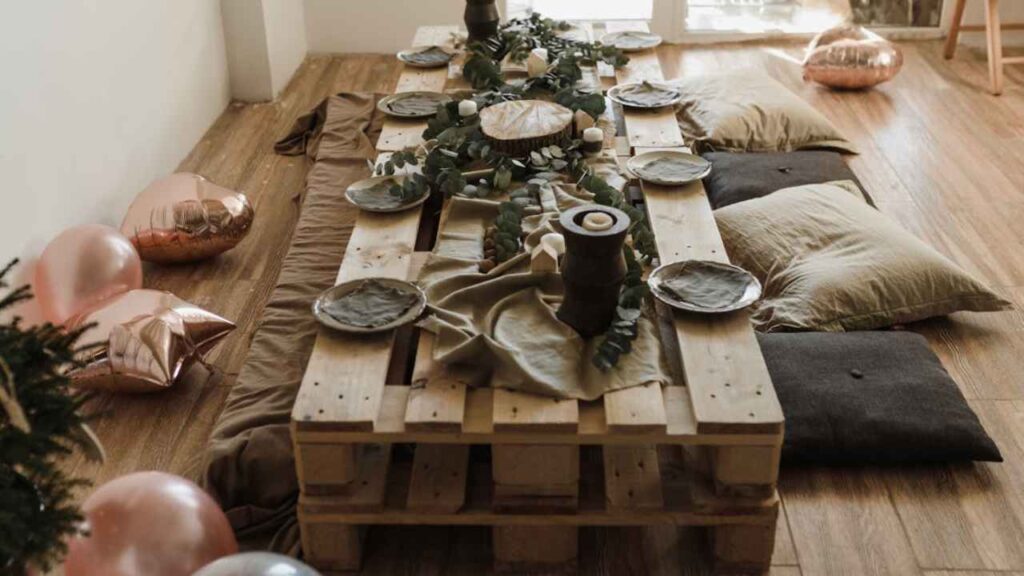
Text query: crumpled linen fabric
417 161 672 400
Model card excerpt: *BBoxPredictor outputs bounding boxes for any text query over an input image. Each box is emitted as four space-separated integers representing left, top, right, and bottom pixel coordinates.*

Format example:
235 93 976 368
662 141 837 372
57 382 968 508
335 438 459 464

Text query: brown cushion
760 331 1002 465
716 181 1012 331
701 151 872 209
674 71 856 154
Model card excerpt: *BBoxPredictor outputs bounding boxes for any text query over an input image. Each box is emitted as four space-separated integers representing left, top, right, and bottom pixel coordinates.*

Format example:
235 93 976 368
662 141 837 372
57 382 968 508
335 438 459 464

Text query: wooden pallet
291 22 784 575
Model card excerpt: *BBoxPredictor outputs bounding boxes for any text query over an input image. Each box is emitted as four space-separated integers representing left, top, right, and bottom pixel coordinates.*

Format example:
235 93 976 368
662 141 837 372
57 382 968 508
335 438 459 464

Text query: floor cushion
674 71 856 153
701 150 872 209
200 92 385 554
759 331 1002 464
716 181 1012 331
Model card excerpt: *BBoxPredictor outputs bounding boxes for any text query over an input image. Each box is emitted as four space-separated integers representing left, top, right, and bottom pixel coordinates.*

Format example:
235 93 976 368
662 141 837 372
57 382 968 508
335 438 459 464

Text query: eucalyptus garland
396 14 657 369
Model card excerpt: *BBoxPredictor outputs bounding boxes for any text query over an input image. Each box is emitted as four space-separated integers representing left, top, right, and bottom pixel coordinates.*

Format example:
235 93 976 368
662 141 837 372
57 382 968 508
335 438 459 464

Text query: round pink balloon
64 472 237 576
33 224 142 324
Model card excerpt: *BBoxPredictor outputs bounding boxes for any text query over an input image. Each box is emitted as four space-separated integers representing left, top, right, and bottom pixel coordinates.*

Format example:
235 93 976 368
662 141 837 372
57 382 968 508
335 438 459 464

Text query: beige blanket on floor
198 92 384 554
417 165 671 400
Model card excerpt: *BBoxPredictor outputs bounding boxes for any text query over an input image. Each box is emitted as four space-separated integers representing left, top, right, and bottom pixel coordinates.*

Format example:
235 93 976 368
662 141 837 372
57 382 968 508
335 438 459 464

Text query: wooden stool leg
492 445 579 572
301 521 364 572
493 525 578 574
985 0 1005 94
944 0 968 59
713 517 778 575
711 445 781 499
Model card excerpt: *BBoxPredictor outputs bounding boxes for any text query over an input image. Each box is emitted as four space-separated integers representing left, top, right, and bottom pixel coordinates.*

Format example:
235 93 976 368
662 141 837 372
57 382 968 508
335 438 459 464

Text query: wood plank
640 169 784 436
885 400 1024 571
380 26 459 151
603 445 664 511
782 468 921 576
297 385 781 445
598 29 671 432
292 208 421 431
602 383 668 433
405 332 468 432
300 459 776 526
407 443 469 513
293 44 441 431
608 21 685 151
491 388 579 433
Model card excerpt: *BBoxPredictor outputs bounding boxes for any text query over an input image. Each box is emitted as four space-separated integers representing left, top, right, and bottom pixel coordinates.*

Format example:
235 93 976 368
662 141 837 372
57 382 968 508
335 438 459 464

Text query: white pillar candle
582 212 614 232
527 47 549 78
582 127 604 143
458 99 478 117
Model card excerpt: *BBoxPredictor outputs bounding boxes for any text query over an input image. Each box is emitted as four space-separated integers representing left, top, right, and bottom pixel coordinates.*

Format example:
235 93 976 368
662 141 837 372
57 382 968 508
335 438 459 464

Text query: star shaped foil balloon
66 289 235 393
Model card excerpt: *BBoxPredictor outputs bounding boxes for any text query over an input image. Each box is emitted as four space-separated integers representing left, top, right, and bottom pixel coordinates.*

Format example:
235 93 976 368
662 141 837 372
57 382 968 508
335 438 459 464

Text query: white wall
264 0 308 95
305 0 465 53
223 0 307 101
0 1 231 295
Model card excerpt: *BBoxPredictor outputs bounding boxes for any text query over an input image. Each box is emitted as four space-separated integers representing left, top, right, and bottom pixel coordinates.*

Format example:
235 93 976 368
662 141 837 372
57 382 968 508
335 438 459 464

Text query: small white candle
582 212 614 232
582 127 603 143
458 100 478 117
527 48 549 78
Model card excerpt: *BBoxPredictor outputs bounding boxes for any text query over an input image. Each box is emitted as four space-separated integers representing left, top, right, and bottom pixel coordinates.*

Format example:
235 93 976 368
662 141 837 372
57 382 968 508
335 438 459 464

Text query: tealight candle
582 127 603 155
582 211 614 232
458 99 478 117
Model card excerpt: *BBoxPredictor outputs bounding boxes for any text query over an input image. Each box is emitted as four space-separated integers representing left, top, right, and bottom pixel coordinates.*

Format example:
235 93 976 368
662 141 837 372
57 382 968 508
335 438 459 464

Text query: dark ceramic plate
313 278 427 334
648 260 761 314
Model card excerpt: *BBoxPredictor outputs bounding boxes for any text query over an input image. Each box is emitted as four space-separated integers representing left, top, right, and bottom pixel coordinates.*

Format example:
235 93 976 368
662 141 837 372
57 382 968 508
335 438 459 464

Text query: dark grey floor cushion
758 331 1002 465
701 151 871 209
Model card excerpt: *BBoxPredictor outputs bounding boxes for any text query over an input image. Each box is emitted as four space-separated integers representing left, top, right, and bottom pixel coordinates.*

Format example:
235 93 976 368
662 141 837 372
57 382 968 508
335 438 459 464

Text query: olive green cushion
674 71 856 153
716 181 1012 331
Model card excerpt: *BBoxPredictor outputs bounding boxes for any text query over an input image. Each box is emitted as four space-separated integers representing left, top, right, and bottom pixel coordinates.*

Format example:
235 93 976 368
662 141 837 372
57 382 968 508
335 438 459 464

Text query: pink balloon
64 472 237 576
33 224 143 324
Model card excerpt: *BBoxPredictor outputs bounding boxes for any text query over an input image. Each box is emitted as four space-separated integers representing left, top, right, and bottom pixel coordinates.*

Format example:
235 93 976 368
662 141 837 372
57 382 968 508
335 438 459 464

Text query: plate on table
346 175 430 213
313 278 427 334
608 81 682 109
626 150 711 186
601 30 663 52
648 260 761 314
378 91 452 119
397 45 456 68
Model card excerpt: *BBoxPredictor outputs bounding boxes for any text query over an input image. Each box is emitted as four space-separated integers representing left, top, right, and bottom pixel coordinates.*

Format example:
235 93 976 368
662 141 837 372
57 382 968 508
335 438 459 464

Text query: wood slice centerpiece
479 100 574 157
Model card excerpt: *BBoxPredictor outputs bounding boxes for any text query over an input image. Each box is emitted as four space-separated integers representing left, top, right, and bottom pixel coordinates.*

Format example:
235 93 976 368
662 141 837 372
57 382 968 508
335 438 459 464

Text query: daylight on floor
2 0 1023 575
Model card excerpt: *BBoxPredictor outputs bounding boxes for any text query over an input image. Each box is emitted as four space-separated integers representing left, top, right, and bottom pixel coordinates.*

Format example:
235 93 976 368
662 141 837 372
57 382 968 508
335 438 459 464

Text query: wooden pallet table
291 21 784 575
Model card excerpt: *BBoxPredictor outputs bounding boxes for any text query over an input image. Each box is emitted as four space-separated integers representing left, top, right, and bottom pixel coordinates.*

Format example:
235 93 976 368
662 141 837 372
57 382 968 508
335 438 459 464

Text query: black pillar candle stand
556 205 631 338
464 0 501 43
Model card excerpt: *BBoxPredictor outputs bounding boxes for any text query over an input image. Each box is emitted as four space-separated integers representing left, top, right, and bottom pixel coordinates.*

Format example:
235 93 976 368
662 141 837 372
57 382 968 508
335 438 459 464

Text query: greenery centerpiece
383 14 657 369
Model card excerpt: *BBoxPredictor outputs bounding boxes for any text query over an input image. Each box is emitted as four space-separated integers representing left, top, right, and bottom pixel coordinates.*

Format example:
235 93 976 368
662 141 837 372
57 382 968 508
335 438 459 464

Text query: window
504 0 940 37
506 0 654 21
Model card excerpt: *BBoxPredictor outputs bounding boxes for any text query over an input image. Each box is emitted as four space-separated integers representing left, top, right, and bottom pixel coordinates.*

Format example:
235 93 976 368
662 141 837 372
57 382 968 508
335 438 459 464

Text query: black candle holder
465 0 500 43
556 205 631 338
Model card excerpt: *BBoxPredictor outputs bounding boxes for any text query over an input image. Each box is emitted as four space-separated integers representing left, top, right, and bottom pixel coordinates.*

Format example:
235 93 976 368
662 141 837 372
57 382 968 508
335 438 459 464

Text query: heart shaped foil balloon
803 25 903 90
121 173 254 264
67 289 235 392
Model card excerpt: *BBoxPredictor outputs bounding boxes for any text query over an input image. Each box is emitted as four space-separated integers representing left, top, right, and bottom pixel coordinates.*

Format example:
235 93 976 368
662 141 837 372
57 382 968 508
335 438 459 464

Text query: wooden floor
63 40 1024 575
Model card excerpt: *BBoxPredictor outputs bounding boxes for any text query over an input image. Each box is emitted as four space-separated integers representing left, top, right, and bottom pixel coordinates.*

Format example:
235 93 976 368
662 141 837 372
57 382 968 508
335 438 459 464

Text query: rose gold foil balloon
64 472 237 576
121 173 254 264
33 224 143 324
803 25 903 90
66 289 235 393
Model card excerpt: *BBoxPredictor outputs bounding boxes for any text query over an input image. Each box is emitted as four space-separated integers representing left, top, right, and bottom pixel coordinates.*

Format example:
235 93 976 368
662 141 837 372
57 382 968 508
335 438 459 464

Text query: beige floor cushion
716 181 1012 331
674 71 856 153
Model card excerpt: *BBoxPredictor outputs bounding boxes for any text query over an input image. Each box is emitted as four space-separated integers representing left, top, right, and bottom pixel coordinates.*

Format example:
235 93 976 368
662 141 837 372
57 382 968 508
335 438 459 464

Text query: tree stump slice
480 100 574 157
